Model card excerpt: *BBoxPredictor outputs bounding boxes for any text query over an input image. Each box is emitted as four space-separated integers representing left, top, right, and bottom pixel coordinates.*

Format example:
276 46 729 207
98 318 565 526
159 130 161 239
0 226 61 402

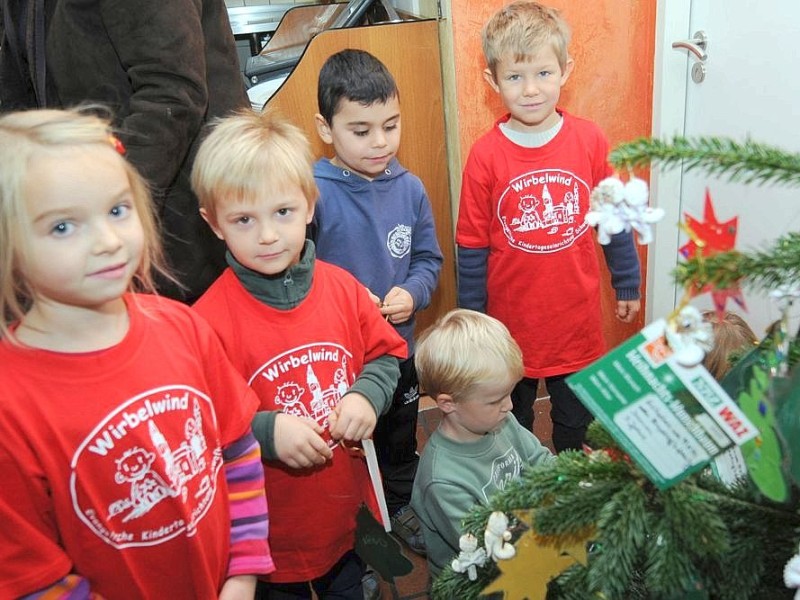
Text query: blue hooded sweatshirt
313 157 443 353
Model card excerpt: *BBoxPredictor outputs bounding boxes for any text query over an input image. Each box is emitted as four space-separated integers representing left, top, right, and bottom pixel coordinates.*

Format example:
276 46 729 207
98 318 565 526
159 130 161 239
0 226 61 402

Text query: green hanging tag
354 504 413 584
720 343 789 502
774 368 800 486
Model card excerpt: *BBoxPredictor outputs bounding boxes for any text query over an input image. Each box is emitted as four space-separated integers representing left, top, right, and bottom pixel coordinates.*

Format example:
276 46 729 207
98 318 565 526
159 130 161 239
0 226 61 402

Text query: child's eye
109 203 132 219
354 130 369 137
385 123 398 132
539 70 552 77
276 208 292 217
50 221 75 236
235 216 252 225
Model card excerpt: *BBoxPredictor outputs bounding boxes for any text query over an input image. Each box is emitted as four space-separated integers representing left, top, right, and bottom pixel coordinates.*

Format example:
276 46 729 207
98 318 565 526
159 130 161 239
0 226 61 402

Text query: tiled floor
375 395 554 599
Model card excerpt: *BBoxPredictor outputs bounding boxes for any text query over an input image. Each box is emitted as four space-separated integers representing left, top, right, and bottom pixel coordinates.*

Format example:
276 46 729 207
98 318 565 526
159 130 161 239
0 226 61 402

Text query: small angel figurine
784 545 800 599
451 533 487 581
484 511 516 561
586 175 664 245
665 305 714 367
586 177 625 244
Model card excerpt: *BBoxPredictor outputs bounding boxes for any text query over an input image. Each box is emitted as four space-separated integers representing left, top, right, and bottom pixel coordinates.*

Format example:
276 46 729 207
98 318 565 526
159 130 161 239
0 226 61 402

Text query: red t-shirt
0 294 259 599
194 263 407 583
457 111 612 377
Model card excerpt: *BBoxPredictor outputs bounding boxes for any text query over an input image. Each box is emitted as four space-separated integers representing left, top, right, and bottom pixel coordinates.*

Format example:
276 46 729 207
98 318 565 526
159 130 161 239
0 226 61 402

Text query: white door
650 0 800 337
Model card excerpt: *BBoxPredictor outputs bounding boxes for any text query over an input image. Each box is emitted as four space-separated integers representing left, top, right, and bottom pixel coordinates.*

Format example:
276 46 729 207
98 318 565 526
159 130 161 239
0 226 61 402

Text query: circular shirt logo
71 385 222 548
498 169 590 254
387 224 412 258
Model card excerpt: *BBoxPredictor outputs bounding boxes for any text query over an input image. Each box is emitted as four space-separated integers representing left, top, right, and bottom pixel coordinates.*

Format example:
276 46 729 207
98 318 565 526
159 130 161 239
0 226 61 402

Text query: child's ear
483 68 500 93
199 208 225 241
436 393 458 415
560 58 575 85
314 113 333 144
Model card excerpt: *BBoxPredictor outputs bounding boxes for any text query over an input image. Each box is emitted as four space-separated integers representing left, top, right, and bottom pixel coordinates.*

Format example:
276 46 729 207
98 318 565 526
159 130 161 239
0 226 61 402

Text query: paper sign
567 320 758 489
710 446 749 487
363 438 391 531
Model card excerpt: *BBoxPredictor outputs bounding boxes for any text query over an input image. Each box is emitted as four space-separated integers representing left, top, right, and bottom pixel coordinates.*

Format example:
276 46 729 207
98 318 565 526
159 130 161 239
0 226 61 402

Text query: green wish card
354 504 413 584
567 320 758 490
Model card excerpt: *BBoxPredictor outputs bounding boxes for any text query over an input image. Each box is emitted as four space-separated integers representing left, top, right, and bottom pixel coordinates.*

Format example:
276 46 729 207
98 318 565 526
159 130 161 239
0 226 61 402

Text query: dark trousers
511 374 592 452
373 357 419 515
255 550 365 599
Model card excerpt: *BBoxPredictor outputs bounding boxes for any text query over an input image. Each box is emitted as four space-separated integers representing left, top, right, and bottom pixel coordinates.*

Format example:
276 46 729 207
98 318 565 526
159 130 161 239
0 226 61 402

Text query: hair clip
109 135 126 155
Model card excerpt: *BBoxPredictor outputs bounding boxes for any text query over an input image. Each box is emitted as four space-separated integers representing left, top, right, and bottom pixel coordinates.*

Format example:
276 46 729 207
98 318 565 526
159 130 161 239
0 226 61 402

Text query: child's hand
328 392 377 441
381 287 414 324
219 575 256 600
367 288 382 308
274 413 333 468
616 299 641 323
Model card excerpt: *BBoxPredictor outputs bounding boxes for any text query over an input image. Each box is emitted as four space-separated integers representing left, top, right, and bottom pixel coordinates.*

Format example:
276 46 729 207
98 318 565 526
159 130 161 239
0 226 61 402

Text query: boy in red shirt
192 109 407 598
457 1 641 451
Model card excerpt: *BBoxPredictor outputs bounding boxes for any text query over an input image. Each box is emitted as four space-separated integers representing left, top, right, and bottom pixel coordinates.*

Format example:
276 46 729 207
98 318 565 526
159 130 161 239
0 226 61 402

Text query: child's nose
93 223 123 253
258 221 278 243
372 130 388 147
523 78 540 96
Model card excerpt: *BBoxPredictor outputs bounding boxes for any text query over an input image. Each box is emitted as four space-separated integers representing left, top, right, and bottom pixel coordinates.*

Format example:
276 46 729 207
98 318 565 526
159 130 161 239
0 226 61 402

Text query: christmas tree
432 136 800 600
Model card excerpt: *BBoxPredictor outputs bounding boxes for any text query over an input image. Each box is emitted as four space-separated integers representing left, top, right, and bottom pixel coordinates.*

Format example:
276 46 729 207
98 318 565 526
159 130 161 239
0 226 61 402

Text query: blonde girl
0 108 273 599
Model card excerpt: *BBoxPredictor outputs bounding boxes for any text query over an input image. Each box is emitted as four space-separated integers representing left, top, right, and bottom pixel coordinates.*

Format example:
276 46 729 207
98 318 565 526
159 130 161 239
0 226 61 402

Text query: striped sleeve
222 431 275 577
21 574 98 599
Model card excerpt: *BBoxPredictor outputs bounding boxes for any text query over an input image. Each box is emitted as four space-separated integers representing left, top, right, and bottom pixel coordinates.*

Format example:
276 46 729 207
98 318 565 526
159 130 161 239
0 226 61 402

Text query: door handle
672 30 708 62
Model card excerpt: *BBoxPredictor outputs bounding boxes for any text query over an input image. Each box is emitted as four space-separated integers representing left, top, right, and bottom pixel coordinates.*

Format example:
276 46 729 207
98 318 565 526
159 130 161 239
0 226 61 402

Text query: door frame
648 1 691 322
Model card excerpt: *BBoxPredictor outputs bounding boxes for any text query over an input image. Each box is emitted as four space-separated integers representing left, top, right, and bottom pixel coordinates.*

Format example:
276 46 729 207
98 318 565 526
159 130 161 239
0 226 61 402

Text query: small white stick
362 438 391 532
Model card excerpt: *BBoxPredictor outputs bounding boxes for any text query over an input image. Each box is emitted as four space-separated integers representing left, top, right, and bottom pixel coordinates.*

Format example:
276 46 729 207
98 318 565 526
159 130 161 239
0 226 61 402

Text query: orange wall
449 0 657 349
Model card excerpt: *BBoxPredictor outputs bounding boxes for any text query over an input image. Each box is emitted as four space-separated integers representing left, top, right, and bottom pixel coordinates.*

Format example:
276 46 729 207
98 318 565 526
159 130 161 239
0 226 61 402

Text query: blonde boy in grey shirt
411 309 555 577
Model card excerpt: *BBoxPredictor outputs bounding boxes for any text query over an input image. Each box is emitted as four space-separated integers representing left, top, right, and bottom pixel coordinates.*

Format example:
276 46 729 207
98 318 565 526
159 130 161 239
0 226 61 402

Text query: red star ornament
709 283 747 314
684 273 748 313
684 277 748 319
679 189 745 315
679 189 738 258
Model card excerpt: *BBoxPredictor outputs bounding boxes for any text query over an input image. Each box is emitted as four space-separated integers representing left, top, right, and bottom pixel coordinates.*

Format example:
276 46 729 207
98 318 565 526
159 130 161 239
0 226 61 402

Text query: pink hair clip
109 135 126 155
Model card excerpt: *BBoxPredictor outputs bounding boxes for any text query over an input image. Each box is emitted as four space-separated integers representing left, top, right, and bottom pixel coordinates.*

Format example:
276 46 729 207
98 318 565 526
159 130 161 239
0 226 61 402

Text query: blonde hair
0 108 166 341
416 309 524 402
191 108 319 224
482 1 572 76
702 311 758 380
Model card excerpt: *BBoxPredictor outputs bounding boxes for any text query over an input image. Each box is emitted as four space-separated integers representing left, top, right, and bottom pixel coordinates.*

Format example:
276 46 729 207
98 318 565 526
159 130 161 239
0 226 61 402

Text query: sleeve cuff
250 411 278 461
348 355 400 417
615 287 641 301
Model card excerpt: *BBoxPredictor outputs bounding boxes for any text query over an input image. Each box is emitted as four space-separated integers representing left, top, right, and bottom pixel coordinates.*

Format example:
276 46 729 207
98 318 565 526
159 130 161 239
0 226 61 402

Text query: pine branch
585 419 625 451
587 482 648 597
691 476 800 598
431 443 800 600
610 136 800 187
675 232 800 292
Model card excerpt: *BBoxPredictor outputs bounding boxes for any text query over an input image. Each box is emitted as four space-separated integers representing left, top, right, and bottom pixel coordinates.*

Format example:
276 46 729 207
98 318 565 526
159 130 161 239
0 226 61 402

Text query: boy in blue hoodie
313 49 443 558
